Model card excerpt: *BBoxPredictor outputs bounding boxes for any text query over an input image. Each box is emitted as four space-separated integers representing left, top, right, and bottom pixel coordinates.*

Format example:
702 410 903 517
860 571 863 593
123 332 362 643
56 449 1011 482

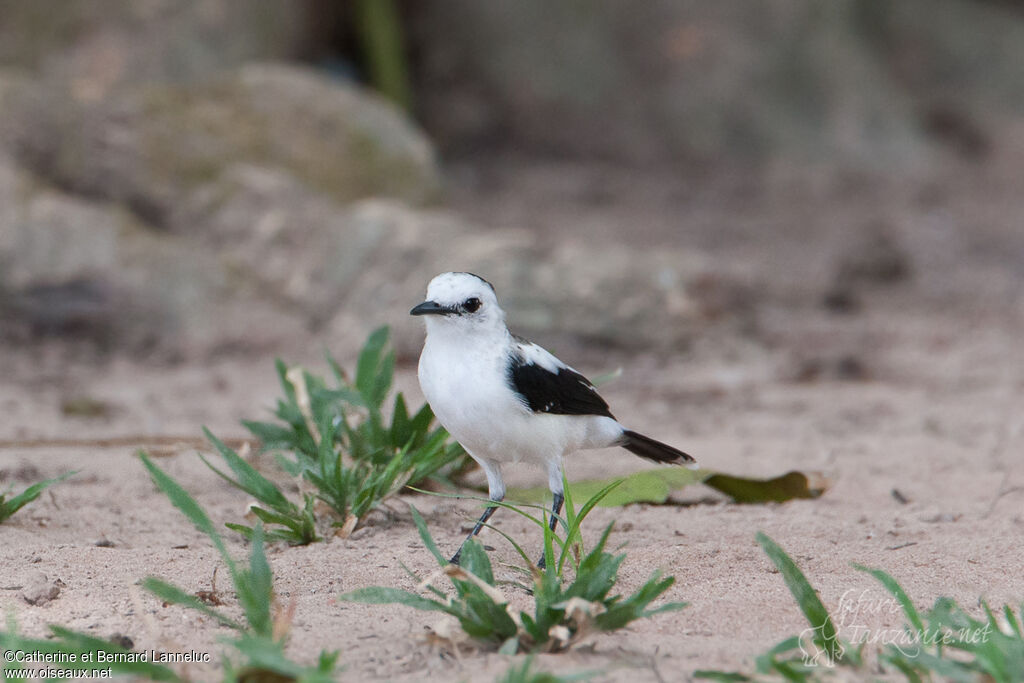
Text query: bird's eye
462 297 482 313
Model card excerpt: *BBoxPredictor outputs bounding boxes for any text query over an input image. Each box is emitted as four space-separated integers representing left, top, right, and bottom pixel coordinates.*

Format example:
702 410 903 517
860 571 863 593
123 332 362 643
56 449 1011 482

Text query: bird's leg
536 491 564 570
450 459 505 565
450 497 501 565
548 491 565 532
537 460 567 569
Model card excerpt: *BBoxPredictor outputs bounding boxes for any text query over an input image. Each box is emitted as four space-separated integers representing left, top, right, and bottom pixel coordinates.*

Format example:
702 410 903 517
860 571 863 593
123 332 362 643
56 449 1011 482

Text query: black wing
507 347 615 419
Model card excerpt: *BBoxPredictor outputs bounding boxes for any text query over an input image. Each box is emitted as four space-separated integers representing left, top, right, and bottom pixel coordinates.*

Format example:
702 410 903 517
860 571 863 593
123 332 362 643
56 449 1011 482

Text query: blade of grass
559 477 623 573
340 586 451 613
235 524 274 639
854 564 925 635
0 471 76 522
141 578 242 630
756 532 841 663
409 505 446 565
139 452 235 572
201 428 293 512
406 486 552 532
2 625 180 681
479 520 533 568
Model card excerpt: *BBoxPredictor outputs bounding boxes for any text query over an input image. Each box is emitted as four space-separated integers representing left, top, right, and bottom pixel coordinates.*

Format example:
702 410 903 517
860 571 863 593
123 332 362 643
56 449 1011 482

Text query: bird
411 271 696 566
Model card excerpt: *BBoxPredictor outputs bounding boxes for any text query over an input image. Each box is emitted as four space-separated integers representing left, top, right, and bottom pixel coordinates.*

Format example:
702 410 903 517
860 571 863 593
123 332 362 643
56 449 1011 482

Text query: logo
797 589 994 668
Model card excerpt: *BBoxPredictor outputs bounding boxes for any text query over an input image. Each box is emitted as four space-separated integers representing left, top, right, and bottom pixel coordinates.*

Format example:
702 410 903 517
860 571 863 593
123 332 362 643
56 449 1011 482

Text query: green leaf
228 633 339 683
479 519 533 568
693 671 754 682
224 522 256 540
240 420 294 449
391 393 411 445
349 495 688 654
497 637 520 655
201 428 293 512
274 358 297 404
756 533 842 664
705 471 829 504
229 330 465 532
408 402 436 440
560 478 623 572
247 506 299 529
339 587 450 613
139 452 234 571
854 564 926 635
314 386 366 408
356 326 392 410
460 538 495 585
510 468 829 507
461 590 518 641
511 468 705 507
1003 604 1023 638
0 471 76 522
409 505 447 566
236 524 274 639
1 626 181 681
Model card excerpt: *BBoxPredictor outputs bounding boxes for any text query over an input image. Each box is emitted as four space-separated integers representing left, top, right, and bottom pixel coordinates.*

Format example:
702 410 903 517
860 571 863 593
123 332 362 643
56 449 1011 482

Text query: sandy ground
2 157 1024 682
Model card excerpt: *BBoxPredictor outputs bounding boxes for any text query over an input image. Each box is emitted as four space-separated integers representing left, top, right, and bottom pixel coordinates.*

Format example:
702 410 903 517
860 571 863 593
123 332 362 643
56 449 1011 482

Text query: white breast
418 331 623 465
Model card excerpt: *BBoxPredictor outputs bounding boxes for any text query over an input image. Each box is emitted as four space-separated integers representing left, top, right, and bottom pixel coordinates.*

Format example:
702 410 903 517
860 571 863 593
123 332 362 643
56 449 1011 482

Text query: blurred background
1 0 1022 405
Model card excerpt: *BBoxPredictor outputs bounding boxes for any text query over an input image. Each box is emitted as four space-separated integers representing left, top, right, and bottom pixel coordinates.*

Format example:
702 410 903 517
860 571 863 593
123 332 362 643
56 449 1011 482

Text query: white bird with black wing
411 271 696 565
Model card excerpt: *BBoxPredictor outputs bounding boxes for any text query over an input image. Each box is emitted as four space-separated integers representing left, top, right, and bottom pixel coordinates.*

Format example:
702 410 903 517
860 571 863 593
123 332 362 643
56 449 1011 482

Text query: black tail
620 430 696 465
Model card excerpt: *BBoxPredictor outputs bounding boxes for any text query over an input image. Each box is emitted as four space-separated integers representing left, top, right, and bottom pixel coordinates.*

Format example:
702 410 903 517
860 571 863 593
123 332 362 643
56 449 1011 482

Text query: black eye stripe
462 297 482 313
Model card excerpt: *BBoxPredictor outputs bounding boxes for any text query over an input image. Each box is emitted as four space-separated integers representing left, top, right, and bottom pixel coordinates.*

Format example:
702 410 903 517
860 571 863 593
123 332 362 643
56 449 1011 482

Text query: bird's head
410 272 505 335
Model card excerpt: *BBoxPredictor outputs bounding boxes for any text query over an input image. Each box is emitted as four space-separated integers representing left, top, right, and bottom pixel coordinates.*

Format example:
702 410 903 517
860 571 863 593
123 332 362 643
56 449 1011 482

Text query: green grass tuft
0 618 179 682
208 326 465 543
341 485 687 654
855 565 1024 683
201 427 319 545
497 655 594 683
0 471 75 523
138 453 341 681
697 534 1024 682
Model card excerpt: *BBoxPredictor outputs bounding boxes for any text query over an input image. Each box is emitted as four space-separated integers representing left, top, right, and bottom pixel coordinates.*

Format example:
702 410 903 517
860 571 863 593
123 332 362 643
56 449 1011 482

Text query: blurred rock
21 571 63 605
0 55 758 359
836 222 912 286
6 279 119 345
920 103 991 161
821 221 911 315
325 201 759 359
864 0 1024 127
173 164 404 326
0 154 303 353
411 0 1024 168
0 0 306 95
410 0 930 168
2 152 756 356
1 59 442 355
0 463 41 483
0 67 28 108
821 286 861 315
5 64 440 226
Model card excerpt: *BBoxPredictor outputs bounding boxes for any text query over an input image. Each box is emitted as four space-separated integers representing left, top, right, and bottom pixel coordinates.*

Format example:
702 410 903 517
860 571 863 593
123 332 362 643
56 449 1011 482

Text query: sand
2 160 1024 681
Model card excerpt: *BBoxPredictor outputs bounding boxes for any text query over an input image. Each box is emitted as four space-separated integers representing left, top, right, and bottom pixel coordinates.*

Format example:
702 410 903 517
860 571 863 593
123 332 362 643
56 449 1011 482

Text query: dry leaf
441 565 510 605
272 598 296 643
548 624 571 650
334 514 359 539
